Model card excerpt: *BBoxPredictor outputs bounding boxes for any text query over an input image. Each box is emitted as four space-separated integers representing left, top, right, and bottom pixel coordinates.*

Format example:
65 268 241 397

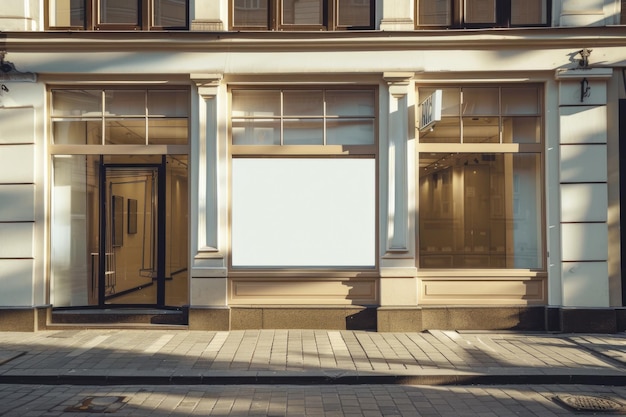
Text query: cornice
2 26 626 53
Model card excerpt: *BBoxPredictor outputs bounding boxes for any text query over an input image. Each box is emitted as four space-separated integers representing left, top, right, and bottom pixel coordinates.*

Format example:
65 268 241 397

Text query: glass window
231 88 376 146
416 0 550 28
153 0 187 27
419 86 541 144
51 88 189 146
48 0 188 29
419 153 542 269
99 0 139 25
418 85 543 270
232 0 373 30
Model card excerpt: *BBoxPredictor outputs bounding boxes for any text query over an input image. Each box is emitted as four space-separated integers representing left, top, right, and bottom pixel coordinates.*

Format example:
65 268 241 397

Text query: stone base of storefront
2 306 624 333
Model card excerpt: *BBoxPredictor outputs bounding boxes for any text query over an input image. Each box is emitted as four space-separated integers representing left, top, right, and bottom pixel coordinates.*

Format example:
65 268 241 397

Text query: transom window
231 0 374 30
418 85 543 270
51 89 189 145
231 88 376 147
47 0 188 30
416 0 550 28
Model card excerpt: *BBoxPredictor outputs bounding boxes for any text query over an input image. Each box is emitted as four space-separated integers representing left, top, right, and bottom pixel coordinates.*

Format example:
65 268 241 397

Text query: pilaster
190 74 228 308
379 72 418 311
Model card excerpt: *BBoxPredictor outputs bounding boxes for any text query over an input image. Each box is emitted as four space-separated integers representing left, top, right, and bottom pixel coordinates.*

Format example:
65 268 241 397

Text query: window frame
49 85 191 153
230 0 375 31
230 86 378 156
415 0 552 29
46 0 189 31
416 83 545 271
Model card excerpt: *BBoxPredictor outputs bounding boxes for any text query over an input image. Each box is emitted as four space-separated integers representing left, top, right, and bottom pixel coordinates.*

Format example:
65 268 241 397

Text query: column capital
383 72 414 98
191 73 223 97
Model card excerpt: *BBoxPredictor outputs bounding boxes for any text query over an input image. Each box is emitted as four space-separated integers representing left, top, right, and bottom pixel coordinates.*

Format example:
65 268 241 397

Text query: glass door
51 154 189 309
101 164 164 305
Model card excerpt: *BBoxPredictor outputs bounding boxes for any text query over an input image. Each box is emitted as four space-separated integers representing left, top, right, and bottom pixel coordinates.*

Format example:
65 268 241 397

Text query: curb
1 373 626 386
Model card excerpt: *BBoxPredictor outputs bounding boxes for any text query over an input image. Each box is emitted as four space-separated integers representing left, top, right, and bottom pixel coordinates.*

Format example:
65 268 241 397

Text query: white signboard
419 89 442 131
231 158 376 268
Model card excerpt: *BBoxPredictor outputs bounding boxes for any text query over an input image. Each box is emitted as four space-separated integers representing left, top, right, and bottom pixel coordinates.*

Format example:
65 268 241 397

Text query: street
1 383 625 417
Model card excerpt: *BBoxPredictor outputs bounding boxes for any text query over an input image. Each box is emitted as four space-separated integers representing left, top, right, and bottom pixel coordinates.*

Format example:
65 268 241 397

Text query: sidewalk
0 329 625 386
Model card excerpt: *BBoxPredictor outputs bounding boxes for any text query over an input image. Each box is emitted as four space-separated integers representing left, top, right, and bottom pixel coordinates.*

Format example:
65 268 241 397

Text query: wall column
555 67 613 320
378 72 418 331
189 74 229 330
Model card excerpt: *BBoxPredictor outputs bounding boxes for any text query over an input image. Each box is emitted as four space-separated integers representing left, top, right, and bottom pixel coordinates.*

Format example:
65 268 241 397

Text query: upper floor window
416 0 550 28
231 0 374 30
47 0 188 30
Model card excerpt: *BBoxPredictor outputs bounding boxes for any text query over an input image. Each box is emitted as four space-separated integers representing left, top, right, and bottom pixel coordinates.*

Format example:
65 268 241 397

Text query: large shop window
49 87 190 308
231 0 374 30
418 85 543 269
416 0 550 28
230 87 377 268
47 0 188 30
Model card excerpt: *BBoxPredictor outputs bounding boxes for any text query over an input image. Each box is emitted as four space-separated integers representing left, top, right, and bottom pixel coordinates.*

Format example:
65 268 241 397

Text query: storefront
0 1 625 332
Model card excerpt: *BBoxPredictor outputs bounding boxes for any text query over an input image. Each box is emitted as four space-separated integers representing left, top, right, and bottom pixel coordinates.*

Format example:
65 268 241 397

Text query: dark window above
48 0 188 30
416 0 551 28
231 0 374 30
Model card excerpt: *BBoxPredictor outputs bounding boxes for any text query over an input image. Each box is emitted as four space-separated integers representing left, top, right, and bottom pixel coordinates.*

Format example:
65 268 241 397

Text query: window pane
418 0 451 26
420 117 460 143
50 0 84 26
464 0 496 23
100 0 139 24
462 87 499 115
284 119 324 144
52 90 102 117
148 90 189 117
105 119 146 144
105 91 145 116
502 87 539 115
54 121 102 145
153 0 187 27
234 0 268 27
282 0 322 25
511 0 546 25
502 117 541 143
232 90 280 118
326 90 375 117
148 119 188 145
283 91 323 116
327 119 375 145
232 120 281 145
419 153 541 269
462 116 499 143
337 0 371 27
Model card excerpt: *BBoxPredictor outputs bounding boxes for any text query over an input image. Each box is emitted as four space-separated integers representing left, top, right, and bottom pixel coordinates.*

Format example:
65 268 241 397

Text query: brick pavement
0 329 625 386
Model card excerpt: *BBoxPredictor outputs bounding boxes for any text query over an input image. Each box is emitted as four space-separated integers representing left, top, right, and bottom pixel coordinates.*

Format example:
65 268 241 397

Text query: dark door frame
619 99 626 306
98 156 167 307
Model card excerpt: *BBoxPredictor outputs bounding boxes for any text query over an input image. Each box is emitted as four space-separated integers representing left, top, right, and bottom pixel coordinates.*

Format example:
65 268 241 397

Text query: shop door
99 163 166 306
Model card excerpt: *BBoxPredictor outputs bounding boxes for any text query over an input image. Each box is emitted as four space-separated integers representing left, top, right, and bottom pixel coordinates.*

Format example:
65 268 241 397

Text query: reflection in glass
100 0 139 24
419 153 541 269
282 0 322 25
153 0 187 27
337 0 371 27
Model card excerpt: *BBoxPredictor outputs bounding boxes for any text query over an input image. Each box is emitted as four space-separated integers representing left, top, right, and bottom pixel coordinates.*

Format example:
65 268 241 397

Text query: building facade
0 0 625 332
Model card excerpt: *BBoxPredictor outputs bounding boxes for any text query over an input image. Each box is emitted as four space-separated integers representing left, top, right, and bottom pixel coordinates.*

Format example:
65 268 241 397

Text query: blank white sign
232 158 376 267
